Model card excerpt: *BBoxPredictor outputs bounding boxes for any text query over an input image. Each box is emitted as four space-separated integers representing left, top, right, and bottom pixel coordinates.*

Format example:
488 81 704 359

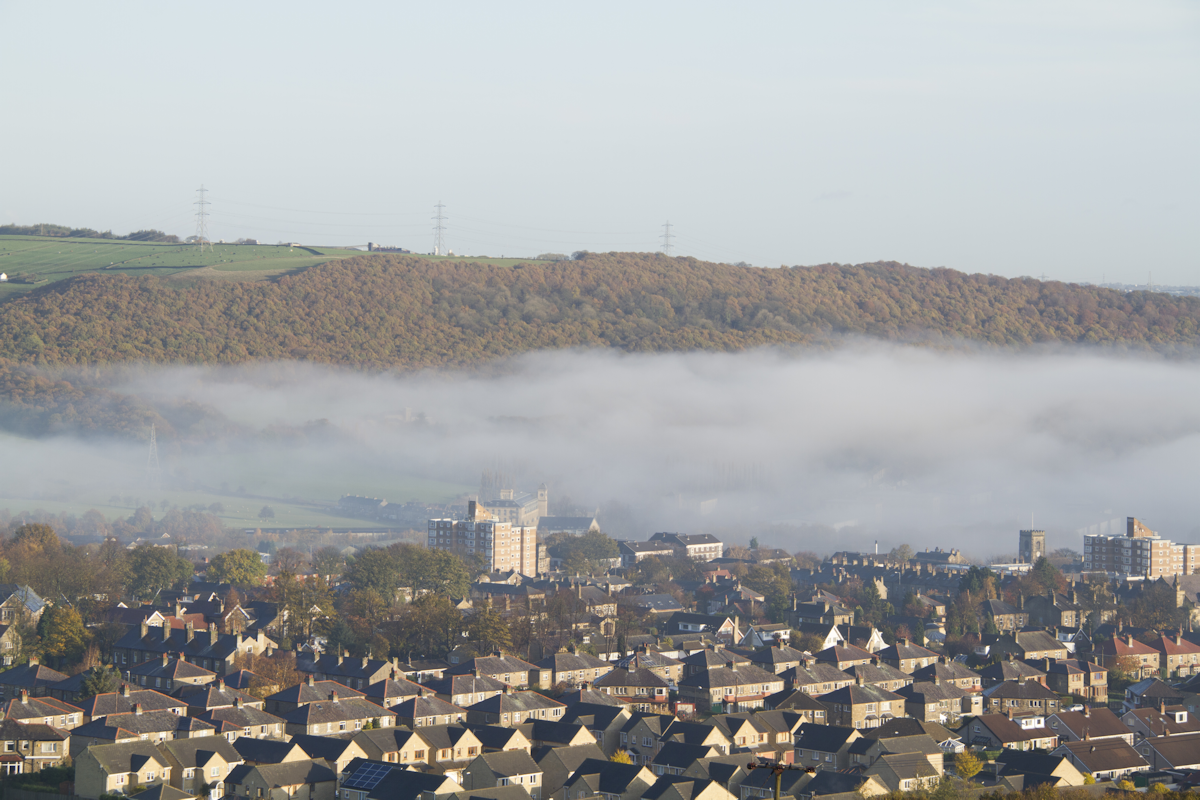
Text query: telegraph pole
146 424 161 492
194 186 211 252
661 221 674 256
433 202 447 255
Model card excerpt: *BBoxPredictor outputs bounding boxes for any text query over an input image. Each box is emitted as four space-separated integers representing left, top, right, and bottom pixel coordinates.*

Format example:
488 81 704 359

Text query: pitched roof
227 759 337 788
594 667 670 690
82 741 169 774
266 679 366 706
280 696 393 725
465 691 565 715
1048 709 1129 740
794 724 858 752
0 662 69 688
390 696 468 719
473 749 541 776
1055 739 1149 772
910 661 981 683
678 664 780 690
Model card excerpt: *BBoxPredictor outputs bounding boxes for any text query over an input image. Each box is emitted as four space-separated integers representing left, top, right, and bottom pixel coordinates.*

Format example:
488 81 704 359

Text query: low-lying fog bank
3 344 1199 560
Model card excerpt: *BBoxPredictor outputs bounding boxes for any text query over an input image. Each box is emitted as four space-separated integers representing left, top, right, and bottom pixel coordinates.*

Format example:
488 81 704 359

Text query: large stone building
429 501 540 577
1019 530 1046 564
1083 517 1200 577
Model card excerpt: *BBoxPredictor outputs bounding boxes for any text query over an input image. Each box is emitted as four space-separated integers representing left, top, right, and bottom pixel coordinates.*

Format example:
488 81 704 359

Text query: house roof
534 652 610 672
280 696 393 725
594 667 669 690
1144 732 1200 768
266 679 366 706
876 641 939 662
0 662 68 688
466 691 565 715
652 741 720 769
564 758 651 795
474 749 540 776
424 674 508 698
233 737 305 764
1055 739 1149 772
390 696 468 719
794 724 859 752
799 770 872 796
911 661 981 683
447 655 539 679
519 719 593 746
678 664 780 690
820 683 904 706
82 741 169 774
0 718 68 742
227 759 337 788
873 751 939 780
978 660 1046 683
362 677 431 703
983 680 1061 702
127 657 215 682
764 689 827 712
814 644 874 664
896 681 968 704
177 684 260 710
969 715 1054 744
74 687 188 717
159 735 242 768
130 784 194 800
1048 709 1129 740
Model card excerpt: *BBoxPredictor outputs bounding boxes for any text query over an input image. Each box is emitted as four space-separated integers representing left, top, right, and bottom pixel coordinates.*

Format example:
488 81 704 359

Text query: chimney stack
121 683 131 698
185 622 194 643
209 623 218 647
330 691 339 703
162 653 169 668
162 621 170 641
307 674 315 686
141 620 149 639
134 703 143 716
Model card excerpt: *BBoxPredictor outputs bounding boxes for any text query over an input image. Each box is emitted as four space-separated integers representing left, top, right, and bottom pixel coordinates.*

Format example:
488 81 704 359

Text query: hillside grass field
0 236 552 297
0 236 367 295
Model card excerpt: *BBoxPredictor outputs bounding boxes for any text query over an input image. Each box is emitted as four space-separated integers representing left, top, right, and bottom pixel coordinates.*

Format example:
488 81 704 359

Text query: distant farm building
337 496 393 520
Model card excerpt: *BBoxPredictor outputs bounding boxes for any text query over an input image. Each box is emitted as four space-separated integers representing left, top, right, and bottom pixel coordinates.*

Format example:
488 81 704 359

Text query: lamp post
746 760 816 800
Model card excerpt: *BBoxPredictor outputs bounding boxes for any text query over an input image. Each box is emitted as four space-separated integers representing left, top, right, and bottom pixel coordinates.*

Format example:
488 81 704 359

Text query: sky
2 1 1198 284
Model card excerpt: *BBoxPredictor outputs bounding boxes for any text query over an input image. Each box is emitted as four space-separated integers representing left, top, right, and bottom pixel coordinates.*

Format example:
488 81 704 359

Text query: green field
0 236 553 297
0 236 366 296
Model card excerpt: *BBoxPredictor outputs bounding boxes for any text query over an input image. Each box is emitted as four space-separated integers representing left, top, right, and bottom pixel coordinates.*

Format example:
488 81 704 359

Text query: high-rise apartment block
429 500 540 576
1082 517 1200 577
1019 529 1046 564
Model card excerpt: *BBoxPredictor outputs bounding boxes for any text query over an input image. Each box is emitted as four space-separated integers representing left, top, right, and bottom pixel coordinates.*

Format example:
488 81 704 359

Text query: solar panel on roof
342 763 392 790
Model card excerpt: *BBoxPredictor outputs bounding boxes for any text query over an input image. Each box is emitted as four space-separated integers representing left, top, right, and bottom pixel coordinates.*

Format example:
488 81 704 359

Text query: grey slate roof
226 759 337 788
473 749 541 776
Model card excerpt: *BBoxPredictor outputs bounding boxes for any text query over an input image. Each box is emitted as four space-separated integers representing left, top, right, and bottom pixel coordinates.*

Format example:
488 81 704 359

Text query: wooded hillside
1 253 1197 369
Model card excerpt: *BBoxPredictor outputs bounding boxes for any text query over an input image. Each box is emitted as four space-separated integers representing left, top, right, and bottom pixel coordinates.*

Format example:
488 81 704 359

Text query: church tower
1019 529 1046 564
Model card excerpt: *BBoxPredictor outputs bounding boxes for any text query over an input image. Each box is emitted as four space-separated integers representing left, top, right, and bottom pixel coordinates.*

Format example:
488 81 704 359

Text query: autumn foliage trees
0 254 1198 370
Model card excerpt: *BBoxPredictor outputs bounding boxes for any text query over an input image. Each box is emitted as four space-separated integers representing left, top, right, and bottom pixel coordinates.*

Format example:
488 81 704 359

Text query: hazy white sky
2 2 1197 283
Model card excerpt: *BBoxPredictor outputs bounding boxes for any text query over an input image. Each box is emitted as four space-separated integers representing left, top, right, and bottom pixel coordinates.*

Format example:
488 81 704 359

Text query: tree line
1 253 1198 372
0 224 180 242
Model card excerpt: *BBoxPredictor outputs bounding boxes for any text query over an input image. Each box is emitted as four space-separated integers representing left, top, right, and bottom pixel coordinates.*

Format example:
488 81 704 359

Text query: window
212 767 220 777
